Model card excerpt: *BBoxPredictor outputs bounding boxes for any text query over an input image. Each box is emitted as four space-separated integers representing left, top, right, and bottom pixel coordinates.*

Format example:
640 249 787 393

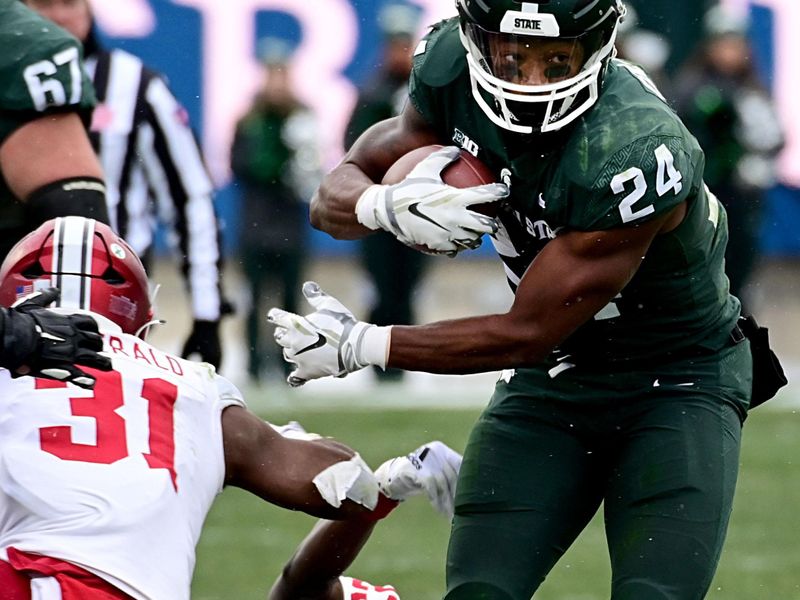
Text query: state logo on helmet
456 0 626 134
0 217 153 337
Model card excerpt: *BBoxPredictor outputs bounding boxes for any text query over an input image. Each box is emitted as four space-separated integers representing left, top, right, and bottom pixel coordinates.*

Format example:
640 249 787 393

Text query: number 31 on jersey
36 370 180 491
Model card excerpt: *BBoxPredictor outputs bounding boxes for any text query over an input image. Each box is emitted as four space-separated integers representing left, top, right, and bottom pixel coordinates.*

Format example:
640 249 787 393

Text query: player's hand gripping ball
356 145 508 256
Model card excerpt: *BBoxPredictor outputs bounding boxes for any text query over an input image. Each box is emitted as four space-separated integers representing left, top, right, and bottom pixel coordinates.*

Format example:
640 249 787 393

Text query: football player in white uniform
0 217 460 600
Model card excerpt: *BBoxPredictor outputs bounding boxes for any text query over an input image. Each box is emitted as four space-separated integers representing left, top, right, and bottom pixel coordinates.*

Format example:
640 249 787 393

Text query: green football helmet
456 0 626 134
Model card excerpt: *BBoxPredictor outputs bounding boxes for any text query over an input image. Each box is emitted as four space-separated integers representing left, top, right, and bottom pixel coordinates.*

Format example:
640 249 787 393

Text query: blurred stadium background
87 0 800 597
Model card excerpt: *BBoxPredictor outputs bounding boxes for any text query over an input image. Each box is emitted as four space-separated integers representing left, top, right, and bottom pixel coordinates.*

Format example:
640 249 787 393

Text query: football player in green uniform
0 0 109 260
0 0 111 388
269 1 753 598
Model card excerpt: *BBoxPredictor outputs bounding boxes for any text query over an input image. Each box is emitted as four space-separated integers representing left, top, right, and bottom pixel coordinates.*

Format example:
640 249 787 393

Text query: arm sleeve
138 73 224 321
0 24 96 142
565 134 697 231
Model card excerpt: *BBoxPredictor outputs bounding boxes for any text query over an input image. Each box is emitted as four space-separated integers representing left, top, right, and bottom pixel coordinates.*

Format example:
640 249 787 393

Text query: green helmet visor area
464 23 601 86
456 0 624 133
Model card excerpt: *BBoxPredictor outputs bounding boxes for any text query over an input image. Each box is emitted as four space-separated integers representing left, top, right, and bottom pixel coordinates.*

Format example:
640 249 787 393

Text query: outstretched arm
268 441 462 600
271 204 684 384
222 407 379 520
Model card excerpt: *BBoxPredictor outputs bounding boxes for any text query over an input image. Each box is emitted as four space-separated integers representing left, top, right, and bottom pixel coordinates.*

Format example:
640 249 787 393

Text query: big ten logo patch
452 128 480 157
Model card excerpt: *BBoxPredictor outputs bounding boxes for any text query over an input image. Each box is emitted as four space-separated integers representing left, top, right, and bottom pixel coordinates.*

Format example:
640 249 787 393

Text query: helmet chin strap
134 318 167 340
134 282 165 339
150 283 161 305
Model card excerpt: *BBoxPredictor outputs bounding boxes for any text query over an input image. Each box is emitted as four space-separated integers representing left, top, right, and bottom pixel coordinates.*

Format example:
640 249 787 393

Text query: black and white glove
355 146 508 256
374 441 463 519
181 319 221 368
1 288 112 389
268 282 390 387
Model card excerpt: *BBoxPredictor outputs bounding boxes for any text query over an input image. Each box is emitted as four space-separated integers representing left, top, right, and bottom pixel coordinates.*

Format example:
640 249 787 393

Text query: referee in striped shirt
25 0 229 369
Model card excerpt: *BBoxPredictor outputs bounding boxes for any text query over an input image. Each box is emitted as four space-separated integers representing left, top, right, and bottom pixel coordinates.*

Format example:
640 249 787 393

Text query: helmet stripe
57 216 91 310
574 0 603 20
80 218 96 310
52 217 65 307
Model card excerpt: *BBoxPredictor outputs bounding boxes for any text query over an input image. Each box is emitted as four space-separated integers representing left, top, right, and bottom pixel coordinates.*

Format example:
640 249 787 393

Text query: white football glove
355 146 508 256
374 441 463 519
268 282 391 387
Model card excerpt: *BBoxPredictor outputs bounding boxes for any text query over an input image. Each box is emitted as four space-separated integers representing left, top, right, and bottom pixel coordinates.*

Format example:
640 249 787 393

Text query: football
382 144 500 217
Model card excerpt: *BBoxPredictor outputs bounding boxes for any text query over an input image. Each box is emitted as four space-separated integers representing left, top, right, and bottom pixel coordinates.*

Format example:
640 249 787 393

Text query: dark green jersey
409 18 739 367
0 0 96 232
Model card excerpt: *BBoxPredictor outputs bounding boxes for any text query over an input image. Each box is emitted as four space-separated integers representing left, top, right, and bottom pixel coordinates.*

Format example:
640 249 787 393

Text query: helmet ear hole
21 262 45 280
101 266 125 285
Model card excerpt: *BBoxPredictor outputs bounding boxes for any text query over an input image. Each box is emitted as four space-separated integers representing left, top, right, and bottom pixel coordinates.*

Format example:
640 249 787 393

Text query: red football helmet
0 217 153 336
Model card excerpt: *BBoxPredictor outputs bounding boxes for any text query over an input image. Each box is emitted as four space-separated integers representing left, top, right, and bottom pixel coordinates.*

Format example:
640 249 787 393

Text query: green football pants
445 342 751 600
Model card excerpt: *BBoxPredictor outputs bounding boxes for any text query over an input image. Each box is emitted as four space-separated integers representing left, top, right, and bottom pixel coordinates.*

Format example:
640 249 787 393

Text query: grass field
190 391 800 600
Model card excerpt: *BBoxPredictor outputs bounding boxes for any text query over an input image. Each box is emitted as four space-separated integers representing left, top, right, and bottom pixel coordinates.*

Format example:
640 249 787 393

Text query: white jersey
0 314 245 600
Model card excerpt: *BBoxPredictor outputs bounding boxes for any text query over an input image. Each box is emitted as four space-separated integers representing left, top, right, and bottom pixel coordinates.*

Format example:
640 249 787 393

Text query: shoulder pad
542 63 702 230
563 62 696 190
412 18 466 88
0 3 94 112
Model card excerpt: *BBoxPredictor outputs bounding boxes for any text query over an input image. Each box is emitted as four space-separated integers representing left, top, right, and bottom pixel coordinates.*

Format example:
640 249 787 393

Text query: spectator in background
344 3 425 383
231 38 321 383
673 5 784 309
615 4 672 97
24 0 230 370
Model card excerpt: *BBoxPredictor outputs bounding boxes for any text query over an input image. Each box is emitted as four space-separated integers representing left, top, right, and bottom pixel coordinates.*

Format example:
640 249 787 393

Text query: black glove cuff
25 177 110 225
0 309 38 371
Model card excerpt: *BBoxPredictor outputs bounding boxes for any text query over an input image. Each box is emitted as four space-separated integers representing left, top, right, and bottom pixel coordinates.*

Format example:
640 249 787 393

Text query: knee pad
444 583 516 600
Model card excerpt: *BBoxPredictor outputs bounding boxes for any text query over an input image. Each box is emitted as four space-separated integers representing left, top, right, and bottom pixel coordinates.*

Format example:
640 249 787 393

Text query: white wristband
359 325 392 370
355 185 384 231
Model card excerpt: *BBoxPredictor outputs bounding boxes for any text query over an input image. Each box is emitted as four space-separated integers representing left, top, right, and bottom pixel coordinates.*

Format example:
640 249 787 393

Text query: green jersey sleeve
563 133 697 231
537 60 702 232
0 2 95 144
408 18 466 136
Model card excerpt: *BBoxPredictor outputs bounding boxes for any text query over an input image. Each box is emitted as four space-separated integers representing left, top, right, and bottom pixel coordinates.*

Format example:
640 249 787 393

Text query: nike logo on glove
408 202 448 231
296 333 327 355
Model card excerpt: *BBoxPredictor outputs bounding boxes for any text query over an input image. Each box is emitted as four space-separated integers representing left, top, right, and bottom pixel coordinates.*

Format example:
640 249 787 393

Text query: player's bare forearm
268 518 377 600
222 407 376 521
310 107 440 238
310 163 377 239
389 313 553 373
388 212 676 374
